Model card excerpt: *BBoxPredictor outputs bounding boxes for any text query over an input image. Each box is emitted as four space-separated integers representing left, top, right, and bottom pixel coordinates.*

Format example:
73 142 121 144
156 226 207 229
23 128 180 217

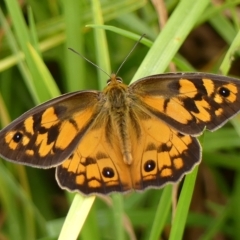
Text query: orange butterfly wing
125 72 240 191
130 73 240 135
0 91 101 167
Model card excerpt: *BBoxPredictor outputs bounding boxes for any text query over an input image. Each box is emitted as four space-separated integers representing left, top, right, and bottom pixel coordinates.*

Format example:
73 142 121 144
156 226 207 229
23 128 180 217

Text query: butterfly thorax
103 73 130 110
102 74 133 165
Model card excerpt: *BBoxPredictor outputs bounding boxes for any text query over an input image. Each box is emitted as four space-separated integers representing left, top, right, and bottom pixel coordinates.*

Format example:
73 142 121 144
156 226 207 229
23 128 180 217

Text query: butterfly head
104 73 128 96
106 73 123 86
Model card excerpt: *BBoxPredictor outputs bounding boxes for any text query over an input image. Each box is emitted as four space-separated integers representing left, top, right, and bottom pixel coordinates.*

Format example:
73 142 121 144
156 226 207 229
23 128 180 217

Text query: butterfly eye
106 77 123 85
144 160 156 172
218 87 230 97
12 132 23 143
102 167 115 178
116 77 123 83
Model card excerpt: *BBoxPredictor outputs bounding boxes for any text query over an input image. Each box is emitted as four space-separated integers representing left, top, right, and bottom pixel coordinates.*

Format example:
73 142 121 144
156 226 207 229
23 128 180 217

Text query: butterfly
0 72 240 195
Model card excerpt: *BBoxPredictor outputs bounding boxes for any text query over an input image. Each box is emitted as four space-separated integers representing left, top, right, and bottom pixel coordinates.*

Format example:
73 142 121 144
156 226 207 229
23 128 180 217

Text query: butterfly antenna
68 48 111 78
115 34 146 76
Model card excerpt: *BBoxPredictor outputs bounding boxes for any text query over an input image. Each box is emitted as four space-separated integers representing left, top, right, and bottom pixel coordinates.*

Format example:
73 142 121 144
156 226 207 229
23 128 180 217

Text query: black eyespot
12 132 23 143
102 167 115 178
144 160 156 172
218 87 230 97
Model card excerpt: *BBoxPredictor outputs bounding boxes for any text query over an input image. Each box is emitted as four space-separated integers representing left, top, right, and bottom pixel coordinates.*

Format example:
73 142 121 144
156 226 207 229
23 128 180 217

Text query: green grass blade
91 0 111 90
132 0 210 80
86 24 153 47
61 0 86 91
112 194 125 240
169 166 199 240
28 6 42 56
148 186 172 240
28 44 60 98
0 7 40 104
58 195 95 240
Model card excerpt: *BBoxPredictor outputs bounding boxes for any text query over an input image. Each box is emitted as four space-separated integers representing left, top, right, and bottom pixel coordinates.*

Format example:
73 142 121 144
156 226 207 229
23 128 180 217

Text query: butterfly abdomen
104 81 134 165
110 109 133 165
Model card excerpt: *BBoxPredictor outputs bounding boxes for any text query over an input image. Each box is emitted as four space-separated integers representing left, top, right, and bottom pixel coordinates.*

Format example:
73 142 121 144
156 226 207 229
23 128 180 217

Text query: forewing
129 72 240 135
0 91 101 168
